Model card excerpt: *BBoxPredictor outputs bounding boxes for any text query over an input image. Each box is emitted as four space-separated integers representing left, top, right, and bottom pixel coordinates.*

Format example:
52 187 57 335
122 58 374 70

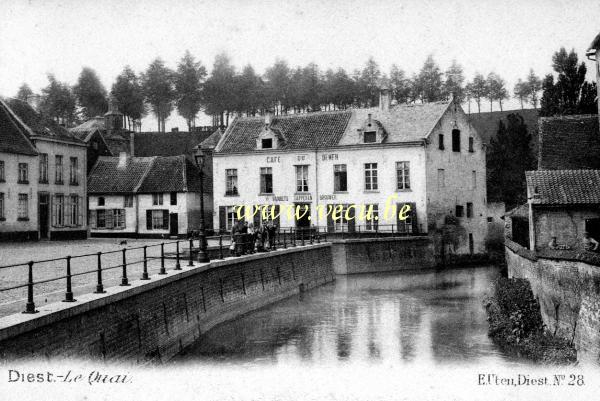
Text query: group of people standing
230 220 278 253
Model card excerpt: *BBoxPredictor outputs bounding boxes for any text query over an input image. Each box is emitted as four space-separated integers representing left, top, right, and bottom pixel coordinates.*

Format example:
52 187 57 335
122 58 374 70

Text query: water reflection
175 266 524 366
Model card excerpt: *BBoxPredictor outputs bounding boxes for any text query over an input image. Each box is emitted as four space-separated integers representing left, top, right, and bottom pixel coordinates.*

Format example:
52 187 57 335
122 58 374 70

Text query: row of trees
16 53 540 132
15 47 595 132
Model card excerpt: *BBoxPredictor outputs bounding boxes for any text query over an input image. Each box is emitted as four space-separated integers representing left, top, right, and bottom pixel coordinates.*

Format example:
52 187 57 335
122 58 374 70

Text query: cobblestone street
0 238 200 317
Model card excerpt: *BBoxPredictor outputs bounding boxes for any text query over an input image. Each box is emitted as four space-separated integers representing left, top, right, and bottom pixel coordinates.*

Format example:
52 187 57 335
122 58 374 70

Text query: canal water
175 266 528 367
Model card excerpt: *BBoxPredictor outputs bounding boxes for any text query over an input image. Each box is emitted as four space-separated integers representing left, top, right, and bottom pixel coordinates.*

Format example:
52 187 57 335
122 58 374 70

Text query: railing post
309 229 314 244
272 230 277 251
121 248 130 286
174 241 182 270
63 256 76 302
301 228 305 246
375 224 379 238
95 252 106 292
392 224 395 237
316 227 321 243
159 243 166 274
141 246 150 280
188 238 194 266
283 229 287 249
292 228 296 247
218 235 224 259
23 261 37 314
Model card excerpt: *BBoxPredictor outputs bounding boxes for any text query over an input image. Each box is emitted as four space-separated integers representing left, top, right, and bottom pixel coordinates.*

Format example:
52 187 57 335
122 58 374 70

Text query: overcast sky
1 0 599 130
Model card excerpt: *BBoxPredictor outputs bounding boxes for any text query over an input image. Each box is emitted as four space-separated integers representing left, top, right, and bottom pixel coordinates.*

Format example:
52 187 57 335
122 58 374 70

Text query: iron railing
0 224 414 315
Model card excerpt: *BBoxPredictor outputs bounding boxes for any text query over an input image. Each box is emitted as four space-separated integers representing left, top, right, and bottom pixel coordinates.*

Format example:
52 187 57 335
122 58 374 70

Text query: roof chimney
118 151 128 169
264 111 272 128
379 86 390 112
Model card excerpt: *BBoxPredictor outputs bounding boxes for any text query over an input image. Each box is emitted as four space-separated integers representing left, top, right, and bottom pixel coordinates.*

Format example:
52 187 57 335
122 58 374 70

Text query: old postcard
1 0 599 400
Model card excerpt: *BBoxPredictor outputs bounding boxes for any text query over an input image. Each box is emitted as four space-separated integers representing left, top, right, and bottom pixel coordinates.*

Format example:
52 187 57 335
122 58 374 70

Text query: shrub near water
484 277 576 364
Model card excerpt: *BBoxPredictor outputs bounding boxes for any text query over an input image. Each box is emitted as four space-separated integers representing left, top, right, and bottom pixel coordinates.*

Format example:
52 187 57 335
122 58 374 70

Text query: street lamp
194 152 209 263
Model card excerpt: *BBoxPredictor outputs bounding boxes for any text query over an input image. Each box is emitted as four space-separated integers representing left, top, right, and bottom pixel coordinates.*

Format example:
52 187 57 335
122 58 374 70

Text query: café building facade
212 91 488 254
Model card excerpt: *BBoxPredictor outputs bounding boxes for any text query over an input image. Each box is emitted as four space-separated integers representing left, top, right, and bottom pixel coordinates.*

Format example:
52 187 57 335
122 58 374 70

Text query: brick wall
506 240 600 365
0 244 334 363
332 237 436 274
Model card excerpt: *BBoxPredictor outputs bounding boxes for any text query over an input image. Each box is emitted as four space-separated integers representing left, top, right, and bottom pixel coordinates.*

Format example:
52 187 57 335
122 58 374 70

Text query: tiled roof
340 102 451 145
538 115 600 170
70 117 105 136
505 203 529 218
217 102 454 153
88 156 154 194
526 169 600 205
88 155 209 194
0 99 38 155
217 110 352 153
198 128 222 149
137 155 208 193
134 131 212 157
6 98 84 145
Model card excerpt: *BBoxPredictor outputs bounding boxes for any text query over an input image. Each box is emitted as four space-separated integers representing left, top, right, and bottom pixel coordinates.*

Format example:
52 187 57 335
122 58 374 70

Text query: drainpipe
314 147 319 226
135 194 139 238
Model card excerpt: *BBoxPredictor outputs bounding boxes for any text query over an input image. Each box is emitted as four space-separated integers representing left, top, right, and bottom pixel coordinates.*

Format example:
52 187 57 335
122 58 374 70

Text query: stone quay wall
506 239 600 365
0 244 334 363
332 236 436 274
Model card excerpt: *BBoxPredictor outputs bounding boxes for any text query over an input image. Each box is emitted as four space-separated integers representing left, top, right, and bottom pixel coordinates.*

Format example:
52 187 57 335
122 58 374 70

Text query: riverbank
484 277 576 364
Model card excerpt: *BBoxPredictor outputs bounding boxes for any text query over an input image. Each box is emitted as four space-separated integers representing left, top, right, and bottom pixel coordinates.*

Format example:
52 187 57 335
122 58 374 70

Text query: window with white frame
18 194 28 219
152 193 163 206
396 161 410 190
113 209 125 228
296 165 309 192
260 167 273 194
365 204 379 231
55 155 63 184
54 194 64 226
124 195 133 208
225 169 238 195
334 164 347 192
472 170 477 190
226 206 237 230
69 195 79 226
364 163 378 191
151 209 165 229
69 157 79 185
39 154 48 183
97 209 107 228
333 205 348 232
0 192 4 219
18 163 28 183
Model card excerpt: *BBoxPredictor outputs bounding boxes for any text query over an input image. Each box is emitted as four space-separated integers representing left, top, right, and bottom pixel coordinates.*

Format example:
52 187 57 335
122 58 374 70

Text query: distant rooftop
527 169 600 205
88 155 209 194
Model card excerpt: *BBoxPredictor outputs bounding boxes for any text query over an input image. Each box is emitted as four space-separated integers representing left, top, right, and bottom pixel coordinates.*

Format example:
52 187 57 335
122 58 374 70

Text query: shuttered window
146 210 169 230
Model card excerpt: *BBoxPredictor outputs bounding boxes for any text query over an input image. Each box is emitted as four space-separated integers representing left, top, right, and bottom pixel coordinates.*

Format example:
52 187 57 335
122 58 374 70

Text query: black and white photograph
1 1 600 400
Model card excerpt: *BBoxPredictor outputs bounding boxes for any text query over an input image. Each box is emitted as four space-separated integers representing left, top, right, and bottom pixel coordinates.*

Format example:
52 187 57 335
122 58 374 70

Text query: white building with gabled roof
212 90 488 255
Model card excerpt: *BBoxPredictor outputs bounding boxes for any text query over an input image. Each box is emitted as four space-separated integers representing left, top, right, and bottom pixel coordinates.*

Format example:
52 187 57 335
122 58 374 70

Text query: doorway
39 193 49 239
169 213 179 236
295 203 311 240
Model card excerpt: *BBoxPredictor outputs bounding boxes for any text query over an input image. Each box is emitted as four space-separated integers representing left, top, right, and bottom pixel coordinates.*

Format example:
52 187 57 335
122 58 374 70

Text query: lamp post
194 152 210 263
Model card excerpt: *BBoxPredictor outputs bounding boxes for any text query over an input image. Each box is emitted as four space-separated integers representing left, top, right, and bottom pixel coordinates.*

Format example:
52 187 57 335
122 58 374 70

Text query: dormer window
363 131 377 143
261 138 273 149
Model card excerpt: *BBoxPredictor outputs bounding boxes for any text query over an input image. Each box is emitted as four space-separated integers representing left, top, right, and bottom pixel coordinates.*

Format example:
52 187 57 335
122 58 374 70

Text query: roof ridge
133 156 157 193
181 155 188 192
0 98 39 154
